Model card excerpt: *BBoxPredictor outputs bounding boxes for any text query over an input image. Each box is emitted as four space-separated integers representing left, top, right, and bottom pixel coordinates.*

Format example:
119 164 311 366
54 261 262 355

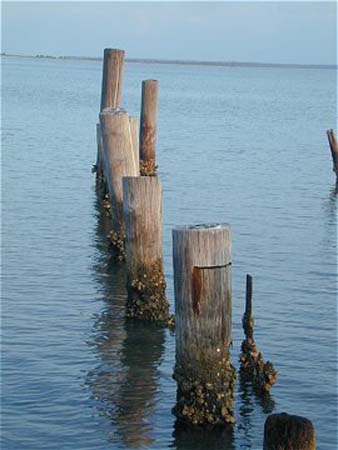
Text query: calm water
2 56 337 450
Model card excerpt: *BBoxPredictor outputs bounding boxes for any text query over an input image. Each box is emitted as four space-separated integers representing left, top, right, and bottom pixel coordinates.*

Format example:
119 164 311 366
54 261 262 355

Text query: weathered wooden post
129 116 140 172
95 123 104 179
123 176 172 323
100 48 125 111
99 108 138 260
240 274 278 392
263 413 316 450
139 80 158 176
326 129 338 187
95 48 125 183
172 224 236 425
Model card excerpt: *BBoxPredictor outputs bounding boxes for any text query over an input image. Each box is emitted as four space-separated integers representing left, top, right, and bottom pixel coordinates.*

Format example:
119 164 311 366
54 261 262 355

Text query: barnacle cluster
108 229 126 262
173 355 236 426
127 262 174 326
239 339 278 392
140 159 158 176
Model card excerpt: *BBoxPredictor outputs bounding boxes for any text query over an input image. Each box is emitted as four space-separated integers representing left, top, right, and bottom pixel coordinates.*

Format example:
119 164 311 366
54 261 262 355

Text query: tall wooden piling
99 108 138 260
96 48 125 184
129 116 140 172
172 224 236 425
123 176 172 323
100 48 125 111
263 413 316 450
326 129 338 187
140 80 158 176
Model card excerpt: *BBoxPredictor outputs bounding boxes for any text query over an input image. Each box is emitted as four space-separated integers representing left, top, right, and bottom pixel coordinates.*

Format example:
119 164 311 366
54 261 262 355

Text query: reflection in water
237 372 275 449
87 196 166 448
172 421 235 450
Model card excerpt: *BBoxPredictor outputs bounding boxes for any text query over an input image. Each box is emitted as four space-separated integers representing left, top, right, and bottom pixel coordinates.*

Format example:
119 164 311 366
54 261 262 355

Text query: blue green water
2 56 337 449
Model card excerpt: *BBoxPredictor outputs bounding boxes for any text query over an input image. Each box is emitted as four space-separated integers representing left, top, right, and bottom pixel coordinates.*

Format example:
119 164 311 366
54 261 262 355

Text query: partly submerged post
99 108 138 260
240 274 278 392
100 48 125 111
172 224 236 425
140 80 158 176
263 413 316 450
129 116 140 172
326 129 338 187
123 176 172 324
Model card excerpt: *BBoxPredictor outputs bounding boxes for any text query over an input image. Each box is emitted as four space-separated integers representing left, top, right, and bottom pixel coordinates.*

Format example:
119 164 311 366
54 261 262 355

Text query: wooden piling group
93 47 318 442
95 48 170 322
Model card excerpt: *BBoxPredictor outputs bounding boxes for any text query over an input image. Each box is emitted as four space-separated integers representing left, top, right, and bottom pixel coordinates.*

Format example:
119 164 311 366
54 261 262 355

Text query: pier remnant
240 274 277 392
172 224 236 425
263 413 316 450
326 129 338 187
99 108 138 260
100 48 125 111
140 80 158 176
123 176 172 324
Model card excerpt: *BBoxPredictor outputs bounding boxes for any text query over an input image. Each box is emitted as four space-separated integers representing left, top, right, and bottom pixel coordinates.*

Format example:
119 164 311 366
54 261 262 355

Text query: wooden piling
100 48 125 111
263 413 316 450
122 176 172 323
129 116 140 172
140 80 158 176
99 108 138 260
172 224 236 426
240 274 278 392
326 129 338 187
95 123 104 180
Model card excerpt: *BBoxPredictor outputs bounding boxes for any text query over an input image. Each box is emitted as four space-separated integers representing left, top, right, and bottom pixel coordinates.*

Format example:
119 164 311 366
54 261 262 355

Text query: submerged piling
99 108 138 260
172 224 236 426
123 176 172 324
240 274 277 392
140 80 158 176
263 413 316 450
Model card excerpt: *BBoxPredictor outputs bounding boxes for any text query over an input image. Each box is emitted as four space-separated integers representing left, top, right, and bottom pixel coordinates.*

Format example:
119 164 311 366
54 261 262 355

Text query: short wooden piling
100 48 125 111
123 176 172 323
172 224 236 426
99 108 138 260
326 129 338 186
140 80 158 176
240 274 278 392
263 413 316 450
129 116 140 172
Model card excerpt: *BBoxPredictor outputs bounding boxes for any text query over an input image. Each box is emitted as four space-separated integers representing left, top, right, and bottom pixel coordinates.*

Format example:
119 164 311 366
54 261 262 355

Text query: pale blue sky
2 2 337 65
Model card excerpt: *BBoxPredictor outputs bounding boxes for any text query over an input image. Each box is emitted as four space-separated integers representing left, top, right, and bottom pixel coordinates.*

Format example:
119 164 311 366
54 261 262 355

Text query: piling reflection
237 372 275 449
88 194 166 448
171 420 235 450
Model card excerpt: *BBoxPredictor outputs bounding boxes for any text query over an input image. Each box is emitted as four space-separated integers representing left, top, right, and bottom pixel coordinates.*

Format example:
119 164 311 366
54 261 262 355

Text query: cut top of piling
172 223 232 268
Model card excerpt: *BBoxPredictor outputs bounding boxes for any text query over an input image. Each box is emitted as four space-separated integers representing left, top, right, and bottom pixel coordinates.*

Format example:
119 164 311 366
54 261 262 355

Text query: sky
1 1 337 65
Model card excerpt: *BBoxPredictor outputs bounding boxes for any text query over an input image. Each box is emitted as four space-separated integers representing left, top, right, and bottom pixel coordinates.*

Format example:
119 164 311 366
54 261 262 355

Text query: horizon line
1 52 337 70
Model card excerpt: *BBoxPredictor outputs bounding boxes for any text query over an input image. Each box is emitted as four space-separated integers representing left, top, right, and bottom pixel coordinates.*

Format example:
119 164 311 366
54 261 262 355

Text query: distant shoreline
1 52 337 70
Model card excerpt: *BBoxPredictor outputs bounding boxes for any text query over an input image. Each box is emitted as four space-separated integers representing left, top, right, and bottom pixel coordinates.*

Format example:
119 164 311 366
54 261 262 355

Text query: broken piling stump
263 413 316 450
123 176 172 324
140 80 158 176
99 108 138 261
240 274 277 392
326 129 338 188
172 224 236 426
